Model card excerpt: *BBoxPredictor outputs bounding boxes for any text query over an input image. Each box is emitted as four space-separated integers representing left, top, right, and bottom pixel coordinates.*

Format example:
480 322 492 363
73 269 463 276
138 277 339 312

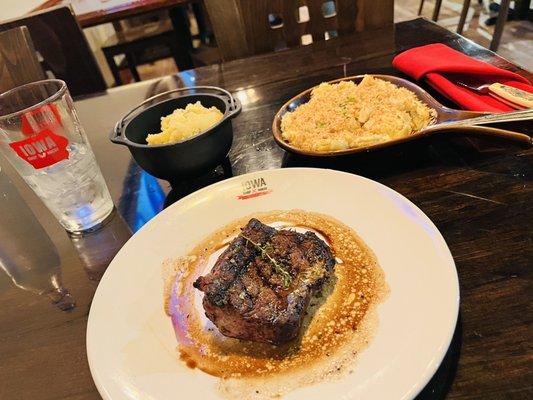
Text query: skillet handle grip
488 83 533 109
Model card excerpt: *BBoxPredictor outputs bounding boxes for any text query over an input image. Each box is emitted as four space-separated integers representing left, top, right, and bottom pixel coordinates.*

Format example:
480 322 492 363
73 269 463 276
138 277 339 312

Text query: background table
33 0 192 27
0 18 531 400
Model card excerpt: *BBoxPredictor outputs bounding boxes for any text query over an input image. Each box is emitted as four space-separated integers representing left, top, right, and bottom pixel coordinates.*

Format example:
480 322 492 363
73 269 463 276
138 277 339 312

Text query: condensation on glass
0 79 114 233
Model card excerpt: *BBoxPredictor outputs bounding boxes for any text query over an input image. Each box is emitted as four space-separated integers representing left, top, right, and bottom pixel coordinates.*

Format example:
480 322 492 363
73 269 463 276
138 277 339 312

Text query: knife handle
488 83 533 109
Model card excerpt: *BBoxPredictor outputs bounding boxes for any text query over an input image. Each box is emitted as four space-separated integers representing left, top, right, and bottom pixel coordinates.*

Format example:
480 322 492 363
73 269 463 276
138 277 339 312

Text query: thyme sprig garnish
241 234 292 288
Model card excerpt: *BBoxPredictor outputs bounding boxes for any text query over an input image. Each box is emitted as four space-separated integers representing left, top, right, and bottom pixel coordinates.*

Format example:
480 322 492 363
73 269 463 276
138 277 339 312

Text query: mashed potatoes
281 76 436 152
146 101 223 145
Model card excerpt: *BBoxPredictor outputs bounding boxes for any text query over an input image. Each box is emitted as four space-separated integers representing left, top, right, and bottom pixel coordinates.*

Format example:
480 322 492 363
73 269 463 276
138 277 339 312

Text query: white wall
1 0 44 21
84 24 116 87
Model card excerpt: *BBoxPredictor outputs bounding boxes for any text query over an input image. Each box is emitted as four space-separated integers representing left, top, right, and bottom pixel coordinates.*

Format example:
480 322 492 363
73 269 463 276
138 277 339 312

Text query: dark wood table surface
0 18 532 400
33 0 191 28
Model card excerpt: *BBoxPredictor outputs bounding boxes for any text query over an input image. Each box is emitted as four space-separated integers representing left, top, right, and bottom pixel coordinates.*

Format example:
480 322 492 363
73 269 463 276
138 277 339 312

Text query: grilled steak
193 218 335 345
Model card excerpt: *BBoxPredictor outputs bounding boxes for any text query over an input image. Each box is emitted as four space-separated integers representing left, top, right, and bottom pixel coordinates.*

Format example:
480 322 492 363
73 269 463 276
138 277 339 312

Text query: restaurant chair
419 0 510 52
101 15 183 86
0 5 106 97
203 0 393 61
191 1 215 45
101 9 195 86
418 0 445 21
176 3 221 67
457 0 511 51
418 0 480 22
0 26 46 93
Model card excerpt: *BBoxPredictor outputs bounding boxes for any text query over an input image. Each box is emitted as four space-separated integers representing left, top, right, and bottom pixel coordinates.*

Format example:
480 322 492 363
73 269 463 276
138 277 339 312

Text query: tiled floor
396 0 533 69
134 1 532 82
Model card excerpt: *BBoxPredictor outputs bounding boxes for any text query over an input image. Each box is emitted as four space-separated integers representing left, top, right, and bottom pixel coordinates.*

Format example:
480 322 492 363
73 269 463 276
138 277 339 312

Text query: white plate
87 168 459 400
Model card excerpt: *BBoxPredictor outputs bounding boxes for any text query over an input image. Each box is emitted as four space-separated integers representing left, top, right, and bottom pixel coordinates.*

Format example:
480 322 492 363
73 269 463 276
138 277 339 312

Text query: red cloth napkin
392 43 533 112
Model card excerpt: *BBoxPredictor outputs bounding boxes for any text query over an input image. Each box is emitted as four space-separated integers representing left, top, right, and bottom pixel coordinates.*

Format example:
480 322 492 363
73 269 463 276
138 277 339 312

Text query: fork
455 79 533 110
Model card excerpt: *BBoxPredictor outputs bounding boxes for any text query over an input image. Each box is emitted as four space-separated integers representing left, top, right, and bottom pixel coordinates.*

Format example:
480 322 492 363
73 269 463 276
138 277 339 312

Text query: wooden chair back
0 27 46 94
0 6 107 97
204 0 393 61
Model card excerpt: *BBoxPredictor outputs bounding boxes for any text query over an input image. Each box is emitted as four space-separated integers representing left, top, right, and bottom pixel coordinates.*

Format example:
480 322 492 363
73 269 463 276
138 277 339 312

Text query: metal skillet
272 74 532 157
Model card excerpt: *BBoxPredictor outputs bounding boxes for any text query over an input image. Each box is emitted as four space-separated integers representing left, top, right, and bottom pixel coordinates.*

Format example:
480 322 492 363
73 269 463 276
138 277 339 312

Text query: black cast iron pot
110 86 241 182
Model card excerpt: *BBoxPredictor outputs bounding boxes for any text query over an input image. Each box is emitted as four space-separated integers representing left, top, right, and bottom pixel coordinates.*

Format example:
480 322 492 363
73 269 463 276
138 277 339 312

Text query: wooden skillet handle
488 83 533 109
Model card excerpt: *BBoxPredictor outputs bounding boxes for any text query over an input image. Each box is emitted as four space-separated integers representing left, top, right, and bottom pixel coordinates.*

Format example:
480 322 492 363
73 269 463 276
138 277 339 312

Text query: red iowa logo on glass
9 129 69 169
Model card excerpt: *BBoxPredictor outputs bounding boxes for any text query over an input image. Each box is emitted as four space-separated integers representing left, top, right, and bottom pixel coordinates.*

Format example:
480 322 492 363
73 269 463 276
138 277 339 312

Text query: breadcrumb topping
281 76 436 152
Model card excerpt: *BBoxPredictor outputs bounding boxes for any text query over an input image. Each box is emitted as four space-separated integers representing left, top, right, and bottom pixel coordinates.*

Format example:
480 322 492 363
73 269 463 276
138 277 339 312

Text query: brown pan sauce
163 210 387 397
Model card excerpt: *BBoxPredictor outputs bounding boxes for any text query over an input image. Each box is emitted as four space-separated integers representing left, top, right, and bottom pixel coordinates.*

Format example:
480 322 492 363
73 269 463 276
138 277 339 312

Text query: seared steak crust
193 218 335 344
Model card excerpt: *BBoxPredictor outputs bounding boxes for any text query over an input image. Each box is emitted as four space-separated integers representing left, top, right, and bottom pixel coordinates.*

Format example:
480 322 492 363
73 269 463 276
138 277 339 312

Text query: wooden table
0 18 531 400
33 0 197 82
33 0 191 28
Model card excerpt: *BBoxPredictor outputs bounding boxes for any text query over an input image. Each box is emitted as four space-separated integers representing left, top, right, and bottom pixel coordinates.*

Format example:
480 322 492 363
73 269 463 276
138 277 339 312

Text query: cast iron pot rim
113 92 241 149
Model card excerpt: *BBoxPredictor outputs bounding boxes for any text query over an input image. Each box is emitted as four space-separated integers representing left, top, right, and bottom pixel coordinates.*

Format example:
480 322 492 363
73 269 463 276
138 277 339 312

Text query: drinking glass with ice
0 80 114 233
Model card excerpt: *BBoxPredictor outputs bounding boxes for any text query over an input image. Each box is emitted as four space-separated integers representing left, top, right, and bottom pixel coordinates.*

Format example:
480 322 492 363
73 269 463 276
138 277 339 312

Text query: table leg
457 0 471 34
432 0 443 21
192 1 210 44
167 37 184 71
112 21 123 32
104 51 122 86
125 52 140 82
490 0 511 51
418 0 425 15
168 6 194 70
